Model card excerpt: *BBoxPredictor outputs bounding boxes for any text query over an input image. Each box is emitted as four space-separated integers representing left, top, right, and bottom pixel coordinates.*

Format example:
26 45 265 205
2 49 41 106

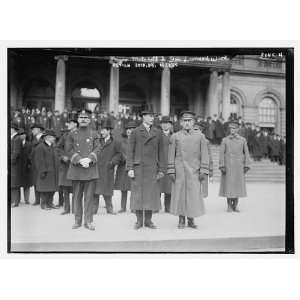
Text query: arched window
230 94 239 119
258 97 277 128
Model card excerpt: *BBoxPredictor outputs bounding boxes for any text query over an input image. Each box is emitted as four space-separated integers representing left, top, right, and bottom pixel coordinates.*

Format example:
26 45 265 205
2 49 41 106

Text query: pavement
10 182 286 252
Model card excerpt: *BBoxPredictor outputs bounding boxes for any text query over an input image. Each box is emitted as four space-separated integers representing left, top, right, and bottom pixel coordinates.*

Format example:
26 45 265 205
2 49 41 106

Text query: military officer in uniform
167 111 209 229
66 110 100 231
219 120 251 212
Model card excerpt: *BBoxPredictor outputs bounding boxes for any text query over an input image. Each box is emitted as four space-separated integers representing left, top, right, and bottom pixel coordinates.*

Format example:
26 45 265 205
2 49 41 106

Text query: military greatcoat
219 134 250 198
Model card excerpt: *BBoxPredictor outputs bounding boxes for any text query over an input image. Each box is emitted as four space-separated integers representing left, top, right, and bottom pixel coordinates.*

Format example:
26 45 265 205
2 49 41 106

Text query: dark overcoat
57 131 72 187
201 139 213 198
11 134 22 188
259 135 269 156
20 140 34 188
30 136 44 185
66 127 100 181
215 120 225 139
114 136 131 191
219 134 250 198
94 136 122 196
270 138 280 156
126 124 166 211
252 135 263 159
159 132 172 194
35 141 59 192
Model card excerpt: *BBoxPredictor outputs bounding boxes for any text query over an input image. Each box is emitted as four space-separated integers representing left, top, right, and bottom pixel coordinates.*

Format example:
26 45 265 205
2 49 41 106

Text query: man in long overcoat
127 110 165 229
10 123 22 207
57 119 78 214
219 120 251 212
35 130 59 210
66 109 100 231
114 121 137 213
93 118 122 215
167 111 209 229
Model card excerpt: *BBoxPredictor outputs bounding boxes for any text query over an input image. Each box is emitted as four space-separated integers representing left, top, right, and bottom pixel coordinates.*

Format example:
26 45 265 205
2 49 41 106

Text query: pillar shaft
160 67 171 115
54 56 67 113
109 65 119 114
206 69 218 117
222 71 231 121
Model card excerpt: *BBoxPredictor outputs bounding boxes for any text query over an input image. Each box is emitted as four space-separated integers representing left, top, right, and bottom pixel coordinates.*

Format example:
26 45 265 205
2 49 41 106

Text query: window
259 98 277 127
230 95 239 119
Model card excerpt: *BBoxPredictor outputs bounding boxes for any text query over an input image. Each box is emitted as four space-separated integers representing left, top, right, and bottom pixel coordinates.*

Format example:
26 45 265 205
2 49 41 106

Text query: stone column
206 69 218 117
160 66 171 115
109 64 119 114
54 55 68 113
222 71 231 121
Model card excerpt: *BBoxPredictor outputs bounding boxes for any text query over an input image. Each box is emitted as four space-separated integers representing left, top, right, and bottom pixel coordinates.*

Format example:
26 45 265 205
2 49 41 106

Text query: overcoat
167 130 209 218
219 134 250 197
252 135 263 159
94 136 122 196
201 139 213 198
204 122 215 141
159 131 172 194
11 134 22 188
30 136 44 185
20 140 34 188
215 120 225 140
56 131 72 187
114 136 131 191
35 141 59 192
126 124 166 211
66 127 100 181
270 138 280 157
259 134 269 156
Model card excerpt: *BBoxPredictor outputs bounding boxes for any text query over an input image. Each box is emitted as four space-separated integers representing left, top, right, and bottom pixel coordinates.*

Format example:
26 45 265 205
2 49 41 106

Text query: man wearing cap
219 120 251 212
93 118 122 215
159 116 173 213
10 123 22 207
114 121 137 213
34 129 59 210
30 123 45 205
167 111 209 229
57 119 78 215
66 109 100 231
127 110 165 229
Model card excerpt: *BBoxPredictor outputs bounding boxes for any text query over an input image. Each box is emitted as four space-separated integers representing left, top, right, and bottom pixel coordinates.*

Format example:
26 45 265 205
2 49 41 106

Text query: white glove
128 170 135 178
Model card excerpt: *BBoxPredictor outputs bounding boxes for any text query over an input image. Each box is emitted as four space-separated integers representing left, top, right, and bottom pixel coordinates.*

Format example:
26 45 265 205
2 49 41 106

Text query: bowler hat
228 120 239 128
100 118 114 129
180 110 195 119
30 123 44 130
160 116 173 124
125 121 137 129
140 110 154 116
43 129 56 138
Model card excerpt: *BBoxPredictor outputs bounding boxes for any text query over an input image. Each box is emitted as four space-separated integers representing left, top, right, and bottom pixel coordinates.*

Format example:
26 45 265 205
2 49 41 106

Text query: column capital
55 55 68 61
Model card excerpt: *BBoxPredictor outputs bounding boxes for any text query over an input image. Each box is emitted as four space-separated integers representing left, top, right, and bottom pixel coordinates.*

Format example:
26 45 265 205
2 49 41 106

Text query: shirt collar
143 123 151 131
45 140 52 147
11 132 18 139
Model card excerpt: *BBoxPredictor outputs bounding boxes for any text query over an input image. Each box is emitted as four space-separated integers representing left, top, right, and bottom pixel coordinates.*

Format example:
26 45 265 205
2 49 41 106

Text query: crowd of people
10 105 285 230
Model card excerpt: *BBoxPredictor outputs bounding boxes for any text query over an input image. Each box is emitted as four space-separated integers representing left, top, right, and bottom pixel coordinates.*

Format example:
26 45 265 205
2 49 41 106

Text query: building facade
8 50 286 135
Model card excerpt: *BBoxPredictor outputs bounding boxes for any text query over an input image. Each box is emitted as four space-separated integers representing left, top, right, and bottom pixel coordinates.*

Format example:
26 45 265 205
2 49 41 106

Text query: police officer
66 110 100 231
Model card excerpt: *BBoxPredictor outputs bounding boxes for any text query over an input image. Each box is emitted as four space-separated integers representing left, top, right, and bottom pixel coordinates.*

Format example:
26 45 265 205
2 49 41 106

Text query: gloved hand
220 167 226 175
199 173 206 181
169 174 176 182
156 172 164 180
244 166 250 173
40 171 47 180
128 170 135 178
62 156 69 163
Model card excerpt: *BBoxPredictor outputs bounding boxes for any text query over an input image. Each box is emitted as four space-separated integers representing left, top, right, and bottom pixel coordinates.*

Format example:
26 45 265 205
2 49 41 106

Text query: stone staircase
210 145 286 183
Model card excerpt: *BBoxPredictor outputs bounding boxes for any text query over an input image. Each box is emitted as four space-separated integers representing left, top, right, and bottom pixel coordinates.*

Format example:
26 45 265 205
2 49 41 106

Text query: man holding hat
93 118 122 215
219 120 251 212
114 121 137 213
127 110 165 229
34 129 59 210
10 123 22 207
159 116 173 213
66 109 100 230
167 111 209 229
30 123 45 205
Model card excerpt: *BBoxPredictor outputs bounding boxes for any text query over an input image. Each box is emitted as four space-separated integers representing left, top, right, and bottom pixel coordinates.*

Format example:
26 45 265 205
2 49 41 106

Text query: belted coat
126 124 166 211
219 134 250 198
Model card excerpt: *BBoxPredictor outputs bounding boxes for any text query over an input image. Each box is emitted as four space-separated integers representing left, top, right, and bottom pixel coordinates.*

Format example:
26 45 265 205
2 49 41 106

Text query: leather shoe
118 209 126 213
72 223 81 229
134 222 143 230
107 210 116 215
84 223 95 231
41 206 51 210
32 202 40 206
60 211 70 215
48 204 59 209
187 219 197 229
144 222 157 229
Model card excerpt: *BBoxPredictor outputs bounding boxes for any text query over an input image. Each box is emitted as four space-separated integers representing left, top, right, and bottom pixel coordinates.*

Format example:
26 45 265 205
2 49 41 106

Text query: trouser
11 188 20 206
135 210 153 225
34 186 40 204
121 191 128 210
93 195 113 214
61 186 72 213
227 198 238 210
164 193 171 212
73 180 95 225
58 186 64 206
40 192 55 208
22 187 30 203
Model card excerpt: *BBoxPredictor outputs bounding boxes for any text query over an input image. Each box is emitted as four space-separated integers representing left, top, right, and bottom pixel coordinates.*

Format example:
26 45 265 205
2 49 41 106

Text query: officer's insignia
86 138 90 143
